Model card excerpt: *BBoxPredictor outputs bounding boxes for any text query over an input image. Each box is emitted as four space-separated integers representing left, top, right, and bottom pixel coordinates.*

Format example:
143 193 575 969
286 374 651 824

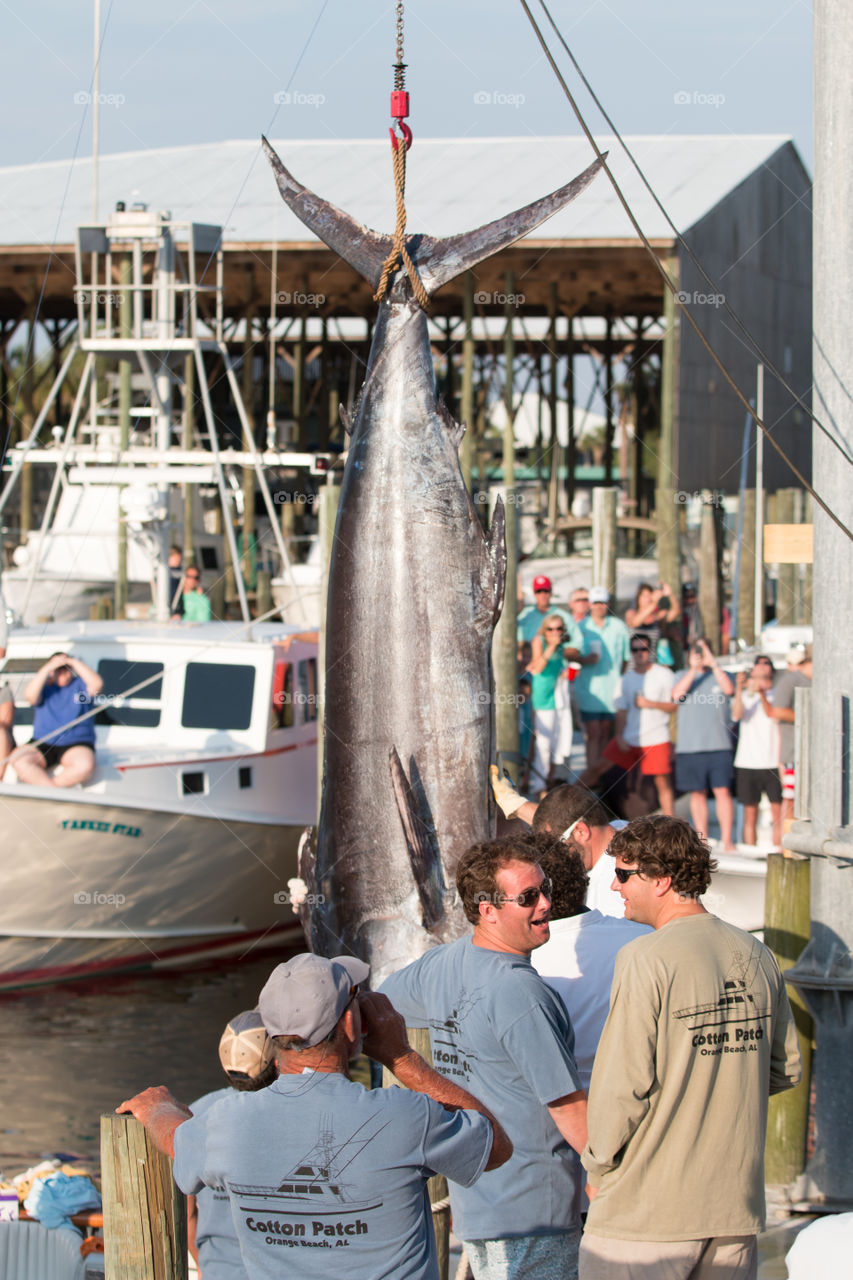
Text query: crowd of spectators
516 574 812 848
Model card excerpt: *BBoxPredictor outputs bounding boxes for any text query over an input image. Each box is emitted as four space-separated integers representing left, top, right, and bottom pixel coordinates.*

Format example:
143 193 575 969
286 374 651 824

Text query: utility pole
786 0 853 1208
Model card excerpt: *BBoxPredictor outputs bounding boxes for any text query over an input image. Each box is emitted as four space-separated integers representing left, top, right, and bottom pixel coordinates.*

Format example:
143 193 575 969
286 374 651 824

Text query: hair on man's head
456 834 543 925
533 832 589 921
609 815 716 899
532 784 612 837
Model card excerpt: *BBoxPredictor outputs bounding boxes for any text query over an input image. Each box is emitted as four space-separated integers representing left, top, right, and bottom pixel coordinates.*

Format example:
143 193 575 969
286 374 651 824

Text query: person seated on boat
0 680 14 781
178 565 212 623
187 1010 278 1280
118 953 511 1280
11 652 103 788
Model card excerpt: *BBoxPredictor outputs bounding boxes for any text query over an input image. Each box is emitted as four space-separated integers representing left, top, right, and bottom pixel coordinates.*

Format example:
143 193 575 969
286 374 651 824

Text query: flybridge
0 204 331 627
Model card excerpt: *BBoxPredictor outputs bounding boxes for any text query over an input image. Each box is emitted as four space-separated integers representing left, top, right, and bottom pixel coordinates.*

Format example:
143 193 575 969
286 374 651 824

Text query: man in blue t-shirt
119 954 510 1280
380 835 587 1280
11 651 102 787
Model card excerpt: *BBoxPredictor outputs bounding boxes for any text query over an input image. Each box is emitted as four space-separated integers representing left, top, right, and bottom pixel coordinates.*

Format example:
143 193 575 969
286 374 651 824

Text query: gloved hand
489 764 527 818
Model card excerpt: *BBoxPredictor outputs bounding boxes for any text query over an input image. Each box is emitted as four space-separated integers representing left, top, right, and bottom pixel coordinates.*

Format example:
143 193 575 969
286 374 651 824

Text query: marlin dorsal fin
262 138 605 301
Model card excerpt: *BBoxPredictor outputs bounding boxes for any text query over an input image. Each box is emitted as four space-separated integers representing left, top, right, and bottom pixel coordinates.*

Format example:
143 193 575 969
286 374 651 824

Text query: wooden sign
763 524 814 564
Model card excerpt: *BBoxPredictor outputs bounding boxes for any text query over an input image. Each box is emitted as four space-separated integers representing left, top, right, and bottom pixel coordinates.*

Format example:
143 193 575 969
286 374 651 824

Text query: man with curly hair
579 816 801 1280
381 833 588 1280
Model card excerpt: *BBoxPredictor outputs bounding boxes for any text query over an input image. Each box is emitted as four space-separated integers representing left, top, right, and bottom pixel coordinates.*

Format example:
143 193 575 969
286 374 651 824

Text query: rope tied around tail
374 140 430 309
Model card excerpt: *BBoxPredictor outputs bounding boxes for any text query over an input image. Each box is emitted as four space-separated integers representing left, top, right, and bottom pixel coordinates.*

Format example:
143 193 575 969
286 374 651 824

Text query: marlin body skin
263 138 603 984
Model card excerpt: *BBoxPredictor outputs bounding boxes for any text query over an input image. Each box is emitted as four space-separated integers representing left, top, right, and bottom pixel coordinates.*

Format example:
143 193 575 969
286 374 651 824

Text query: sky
1 0 813 174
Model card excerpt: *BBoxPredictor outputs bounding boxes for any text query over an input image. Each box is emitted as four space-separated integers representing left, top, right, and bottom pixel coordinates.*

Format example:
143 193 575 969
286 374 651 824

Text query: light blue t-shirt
189 1088 247 1280
674 668 733 754
380 935 583 1242
174 1071 491 1280
571 616 630 716
517 604 572 645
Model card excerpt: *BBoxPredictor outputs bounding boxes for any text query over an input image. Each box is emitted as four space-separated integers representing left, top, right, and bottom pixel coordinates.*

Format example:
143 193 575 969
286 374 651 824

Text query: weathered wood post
493 274 519 776
255 569 272 619
764 853 813 1187
698 492 721 652
382 1028 450 1280
654 250 681 594
737 490 757 646
592 487 617 594
101 1113 187 1280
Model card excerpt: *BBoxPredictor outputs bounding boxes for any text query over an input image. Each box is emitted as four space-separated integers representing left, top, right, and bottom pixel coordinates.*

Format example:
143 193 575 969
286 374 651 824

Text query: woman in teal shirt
526 613 573 789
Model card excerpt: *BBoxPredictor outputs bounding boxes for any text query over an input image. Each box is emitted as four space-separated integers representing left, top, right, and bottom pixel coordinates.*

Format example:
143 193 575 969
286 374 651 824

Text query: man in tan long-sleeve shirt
580 815 801 1280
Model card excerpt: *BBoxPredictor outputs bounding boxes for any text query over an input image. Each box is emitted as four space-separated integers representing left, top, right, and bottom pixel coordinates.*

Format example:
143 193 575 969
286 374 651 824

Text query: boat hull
0 790 304 990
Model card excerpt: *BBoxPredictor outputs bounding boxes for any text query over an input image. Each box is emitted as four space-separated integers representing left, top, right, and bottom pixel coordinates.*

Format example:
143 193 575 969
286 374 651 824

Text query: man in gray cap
120 953 510 1280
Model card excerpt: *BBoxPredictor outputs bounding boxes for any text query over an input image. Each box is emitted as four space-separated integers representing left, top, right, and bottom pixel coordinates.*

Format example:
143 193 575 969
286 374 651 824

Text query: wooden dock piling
100 1113 187 1280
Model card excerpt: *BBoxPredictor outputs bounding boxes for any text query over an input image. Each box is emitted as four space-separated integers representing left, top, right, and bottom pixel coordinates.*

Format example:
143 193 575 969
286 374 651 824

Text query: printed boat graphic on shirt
674 944 772 1035
231 1114 387 1215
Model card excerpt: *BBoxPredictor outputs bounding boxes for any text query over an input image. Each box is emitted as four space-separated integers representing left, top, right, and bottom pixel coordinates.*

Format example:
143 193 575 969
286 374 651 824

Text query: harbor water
0 954 284 1174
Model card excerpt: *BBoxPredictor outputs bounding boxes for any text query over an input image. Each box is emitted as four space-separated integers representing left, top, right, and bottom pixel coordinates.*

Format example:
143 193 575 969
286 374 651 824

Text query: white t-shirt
614 665 676 746
734 689 780 770
533 910 650 1090
586 847 627 918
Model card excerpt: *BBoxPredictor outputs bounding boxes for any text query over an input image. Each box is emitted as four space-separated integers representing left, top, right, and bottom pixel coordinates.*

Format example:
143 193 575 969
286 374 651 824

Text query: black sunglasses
631 645 650 654
502 877 552 908
614 866 643 883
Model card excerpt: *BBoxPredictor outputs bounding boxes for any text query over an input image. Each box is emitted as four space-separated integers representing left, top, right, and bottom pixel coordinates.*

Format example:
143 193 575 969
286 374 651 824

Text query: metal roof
0 134 800 249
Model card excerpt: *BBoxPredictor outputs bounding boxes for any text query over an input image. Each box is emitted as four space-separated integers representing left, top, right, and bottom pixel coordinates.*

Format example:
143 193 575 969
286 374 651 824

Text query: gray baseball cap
258 953 369 1045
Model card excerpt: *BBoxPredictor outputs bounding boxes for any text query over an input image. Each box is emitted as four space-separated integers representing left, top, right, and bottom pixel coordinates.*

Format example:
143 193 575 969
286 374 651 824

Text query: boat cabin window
96 659 163 728
239 766 252 789
272 661 294 730
298 658 318 723
182 771 206 795
181 662 255 730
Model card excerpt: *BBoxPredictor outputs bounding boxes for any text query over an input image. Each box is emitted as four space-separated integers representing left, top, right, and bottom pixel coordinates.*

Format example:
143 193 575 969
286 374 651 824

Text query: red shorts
602 738 672 777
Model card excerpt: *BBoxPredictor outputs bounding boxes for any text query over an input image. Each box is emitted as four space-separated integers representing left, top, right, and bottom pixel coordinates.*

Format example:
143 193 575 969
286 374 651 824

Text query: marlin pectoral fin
415 155 607 295
262 137 392 290
389 747 448 934
486 497 507 627
436 395 465 450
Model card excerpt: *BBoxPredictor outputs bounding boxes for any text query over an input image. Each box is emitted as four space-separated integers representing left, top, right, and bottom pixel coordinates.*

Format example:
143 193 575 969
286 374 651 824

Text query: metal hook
389 121 413 152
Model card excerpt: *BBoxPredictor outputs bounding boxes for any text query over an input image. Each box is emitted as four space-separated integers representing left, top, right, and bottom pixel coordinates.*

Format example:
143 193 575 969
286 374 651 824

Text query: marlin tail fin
262 137 605 299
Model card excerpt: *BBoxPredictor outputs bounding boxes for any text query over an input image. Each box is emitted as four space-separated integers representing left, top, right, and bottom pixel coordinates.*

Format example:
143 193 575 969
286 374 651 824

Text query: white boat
0 620 318 989
0 206 328 990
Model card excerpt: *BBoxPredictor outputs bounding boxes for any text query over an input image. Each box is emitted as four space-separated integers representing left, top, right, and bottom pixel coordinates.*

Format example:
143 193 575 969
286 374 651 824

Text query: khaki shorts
579 1232 757 1280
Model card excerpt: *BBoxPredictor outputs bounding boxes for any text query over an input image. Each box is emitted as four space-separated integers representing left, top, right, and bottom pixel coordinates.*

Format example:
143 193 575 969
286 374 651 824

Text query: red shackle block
390 89 410 120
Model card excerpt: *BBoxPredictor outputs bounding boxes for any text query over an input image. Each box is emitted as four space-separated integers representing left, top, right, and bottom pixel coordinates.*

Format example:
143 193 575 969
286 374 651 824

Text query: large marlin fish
263 138 603 984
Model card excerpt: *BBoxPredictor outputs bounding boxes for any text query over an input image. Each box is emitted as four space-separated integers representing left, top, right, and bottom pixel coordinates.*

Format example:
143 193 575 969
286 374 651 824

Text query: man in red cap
517 575 574 652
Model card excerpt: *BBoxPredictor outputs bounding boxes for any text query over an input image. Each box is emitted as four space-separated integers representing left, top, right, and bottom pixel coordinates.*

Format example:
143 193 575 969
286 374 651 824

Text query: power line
518 0 853 544
535 0 852 470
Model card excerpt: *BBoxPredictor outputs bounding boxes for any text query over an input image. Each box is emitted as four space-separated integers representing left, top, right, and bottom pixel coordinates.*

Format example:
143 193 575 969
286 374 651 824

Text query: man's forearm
117 1088 192 1159
547 1090 587 1156
390 1049 512 1169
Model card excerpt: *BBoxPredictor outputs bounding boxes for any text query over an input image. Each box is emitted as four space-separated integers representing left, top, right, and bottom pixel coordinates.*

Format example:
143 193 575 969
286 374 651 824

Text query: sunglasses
502 877 552 908
631 646 650 654
545 626 565 632
614 866 643 883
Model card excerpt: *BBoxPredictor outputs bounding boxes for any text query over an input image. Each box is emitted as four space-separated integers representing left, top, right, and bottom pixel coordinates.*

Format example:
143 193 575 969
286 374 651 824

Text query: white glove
490 764 528 818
